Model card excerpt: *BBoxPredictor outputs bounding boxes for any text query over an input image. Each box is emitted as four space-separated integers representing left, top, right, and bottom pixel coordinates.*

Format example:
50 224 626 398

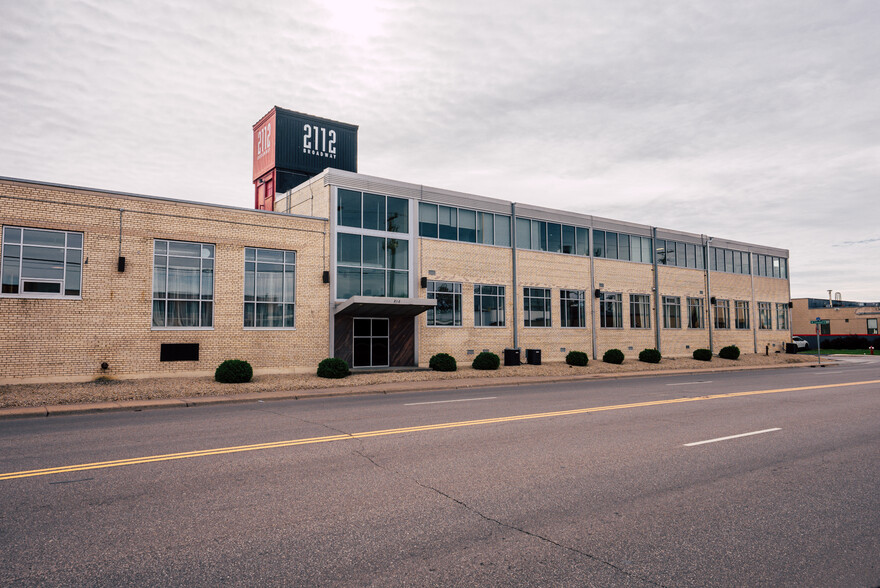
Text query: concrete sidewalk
0 361 824 420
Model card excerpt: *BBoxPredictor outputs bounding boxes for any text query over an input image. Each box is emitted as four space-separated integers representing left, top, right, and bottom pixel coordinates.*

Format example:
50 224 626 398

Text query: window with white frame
153 240 214 328
630 294 651 329
474 284 505 327
868 318 878 335
735 300 750 329
714 299 730 329
1 226 82 297
758 302 772 330
600 292 622 328
776 303 789 330
524 287 552 327
244 248 295 328
560 289 586 328
687 297 704 329
427 281 461 326
663 296 681 328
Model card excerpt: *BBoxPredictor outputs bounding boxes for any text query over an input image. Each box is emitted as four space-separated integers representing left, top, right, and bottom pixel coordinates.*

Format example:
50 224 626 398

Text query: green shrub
693 348 712 361
215 359 253 383
472 351 500 370
638 348 661 364
602 349 625 364
565 351 589 366
429 353 457 372
719 345 740 360
317 357 350 379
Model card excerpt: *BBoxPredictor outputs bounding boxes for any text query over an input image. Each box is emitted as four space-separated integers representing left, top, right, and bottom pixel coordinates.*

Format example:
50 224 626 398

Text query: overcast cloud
1 0 878 299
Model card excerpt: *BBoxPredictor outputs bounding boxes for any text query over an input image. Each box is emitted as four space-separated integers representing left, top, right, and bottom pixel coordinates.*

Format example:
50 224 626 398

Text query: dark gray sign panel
274 108 358 176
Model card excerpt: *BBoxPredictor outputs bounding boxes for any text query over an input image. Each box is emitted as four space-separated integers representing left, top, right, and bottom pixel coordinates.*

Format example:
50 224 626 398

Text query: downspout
749 251 757 354
704 235 714 354
652 227 661 354
589 218 597 360
328 187 337 359
785 256 793 342
118 209 124 261
411 195 420 365
511 203 519 350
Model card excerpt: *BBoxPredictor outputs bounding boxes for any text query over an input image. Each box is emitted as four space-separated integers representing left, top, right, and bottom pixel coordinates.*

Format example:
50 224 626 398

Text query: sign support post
810 317 830 367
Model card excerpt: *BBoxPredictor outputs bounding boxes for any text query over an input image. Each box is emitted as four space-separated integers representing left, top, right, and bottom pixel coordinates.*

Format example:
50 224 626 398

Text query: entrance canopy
334 296 436 318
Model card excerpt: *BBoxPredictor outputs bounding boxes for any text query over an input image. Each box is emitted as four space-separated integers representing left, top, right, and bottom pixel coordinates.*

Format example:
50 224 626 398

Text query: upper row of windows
414 202 777 276
333 192 785 278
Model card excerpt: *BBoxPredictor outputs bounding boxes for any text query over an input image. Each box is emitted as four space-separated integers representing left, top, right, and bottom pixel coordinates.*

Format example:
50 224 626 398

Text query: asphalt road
1 359 878 587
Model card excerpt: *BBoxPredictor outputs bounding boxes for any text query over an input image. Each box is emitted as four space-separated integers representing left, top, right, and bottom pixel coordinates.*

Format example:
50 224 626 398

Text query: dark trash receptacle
526 348 541 365
504 348 521 366
785 343 799 354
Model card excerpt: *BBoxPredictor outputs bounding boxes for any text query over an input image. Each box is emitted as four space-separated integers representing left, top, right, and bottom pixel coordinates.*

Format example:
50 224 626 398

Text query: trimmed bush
638 348 661 364
317 357 350 379
472 351 500 370
565 351 589 366
429 353 457 372
215 359 253 383
693 348 712 361
719 345 740 360
602 348 625 364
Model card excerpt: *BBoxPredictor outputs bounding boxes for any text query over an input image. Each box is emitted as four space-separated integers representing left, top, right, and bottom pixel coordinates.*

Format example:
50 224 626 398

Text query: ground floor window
427 281 461 326
714 299 730 329
735 300 750 329
600 292 622 328
663 296 681 328
474 284 505 327
153 239 214 328
758 302 772 329
1 226 83 297
244 247 296 328
687 297 704 329
775 303 789 330
524 287 552 327
560 289 585 327
867 318 877 335
630 294 651 329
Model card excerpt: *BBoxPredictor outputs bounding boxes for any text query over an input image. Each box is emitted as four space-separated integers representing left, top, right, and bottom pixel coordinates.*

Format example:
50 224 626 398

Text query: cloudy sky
1 0 878 299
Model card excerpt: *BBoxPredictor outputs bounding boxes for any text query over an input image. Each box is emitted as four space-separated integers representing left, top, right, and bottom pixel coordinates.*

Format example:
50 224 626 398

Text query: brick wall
413 238 793 364
0 179 331 382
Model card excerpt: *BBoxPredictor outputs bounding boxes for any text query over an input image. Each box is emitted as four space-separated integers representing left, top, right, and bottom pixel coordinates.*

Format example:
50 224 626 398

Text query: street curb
0 361 821 420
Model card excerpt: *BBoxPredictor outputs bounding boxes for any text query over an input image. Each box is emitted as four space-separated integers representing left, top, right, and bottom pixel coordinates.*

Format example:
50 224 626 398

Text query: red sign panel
253 109 277 180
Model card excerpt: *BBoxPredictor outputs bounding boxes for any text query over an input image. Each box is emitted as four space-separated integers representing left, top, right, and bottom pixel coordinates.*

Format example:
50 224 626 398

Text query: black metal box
526 348 541 365
503 348 521 366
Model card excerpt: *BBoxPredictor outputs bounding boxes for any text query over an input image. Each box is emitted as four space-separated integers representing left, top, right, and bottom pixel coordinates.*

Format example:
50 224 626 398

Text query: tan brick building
791 297 880 344
1 177 330 383
1 169 792 383
278 169 793 369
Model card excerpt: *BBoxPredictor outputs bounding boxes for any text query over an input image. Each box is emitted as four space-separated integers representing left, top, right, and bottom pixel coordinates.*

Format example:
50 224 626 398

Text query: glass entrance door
352 318 389 367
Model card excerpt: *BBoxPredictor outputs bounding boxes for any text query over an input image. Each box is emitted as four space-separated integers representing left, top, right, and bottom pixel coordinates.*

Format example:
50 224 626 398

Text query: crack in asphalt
254 407 358 439
352 449 668 588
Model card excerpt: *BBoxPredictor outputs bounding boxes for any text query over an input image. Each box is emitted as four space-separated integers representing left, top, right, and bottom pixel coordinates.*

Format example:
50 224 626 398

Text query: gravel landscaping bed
0 353 814 409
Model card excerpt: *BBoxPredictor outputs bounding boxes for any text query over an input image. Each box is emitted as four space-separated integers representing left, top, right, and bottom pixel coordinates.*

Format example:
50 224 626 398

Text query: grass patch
800 349 872 355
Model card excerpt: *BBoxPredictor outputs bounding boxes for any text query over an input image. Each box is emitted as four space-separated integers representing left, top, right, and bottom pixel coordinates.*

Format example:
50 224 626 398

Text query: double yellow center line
2 379 877 481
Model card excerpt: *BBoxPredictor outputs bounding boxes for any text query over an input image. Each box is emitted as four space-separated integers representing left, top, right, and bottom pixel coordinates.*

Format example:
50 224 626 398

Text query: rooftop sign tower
252 107 358 210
